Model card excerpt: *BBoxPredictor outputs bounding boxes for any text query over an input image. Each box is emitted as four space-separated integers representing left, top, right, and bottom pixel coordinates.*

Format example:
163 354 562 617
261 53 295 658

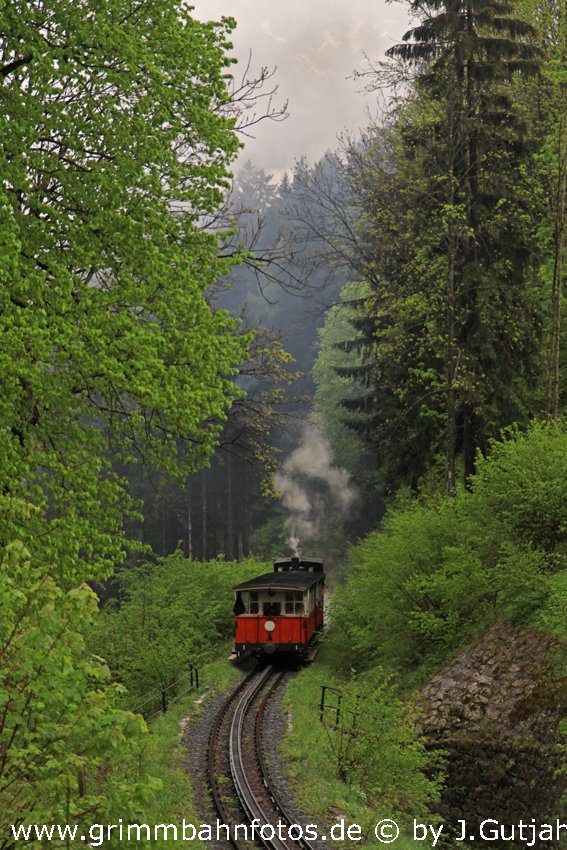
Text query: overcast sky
191 0 412 180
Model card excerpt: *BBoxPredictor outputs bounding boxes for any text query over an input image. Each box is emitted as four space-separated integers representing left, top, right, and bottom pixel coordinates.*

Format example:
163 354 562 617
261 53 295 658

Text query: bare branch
1 53 33 77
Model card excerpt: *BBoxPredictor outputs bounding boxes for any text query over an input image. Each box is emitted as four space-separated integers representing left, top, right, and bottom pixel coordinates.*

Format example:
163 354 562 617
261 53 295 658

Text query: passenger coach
233 556 325 658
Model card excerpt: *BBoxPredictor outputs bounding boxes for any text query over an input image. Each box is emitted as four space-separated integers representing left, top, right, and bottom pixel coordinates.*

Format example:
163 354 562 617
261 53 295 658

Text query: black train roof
233 571 321 592
233 557 324 593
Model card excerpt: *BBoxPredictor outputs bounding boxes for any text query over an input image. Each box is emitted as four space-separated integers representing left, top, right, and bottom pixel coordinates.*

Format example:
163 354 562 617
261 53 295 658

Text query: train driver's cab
233 588 308 617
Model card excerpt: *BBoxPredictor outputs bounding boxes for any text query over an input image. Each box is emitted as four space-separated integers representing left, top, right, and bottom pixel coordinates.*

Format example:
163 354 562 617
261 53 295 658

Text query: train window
249 591 259 614
285 591 304 614
263 601 281 616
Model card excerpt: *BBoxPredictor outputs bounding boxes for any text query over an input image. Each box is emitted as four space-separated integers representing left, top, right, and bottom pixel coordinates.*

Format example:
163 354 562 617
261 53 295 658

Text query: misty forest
1 0 566 848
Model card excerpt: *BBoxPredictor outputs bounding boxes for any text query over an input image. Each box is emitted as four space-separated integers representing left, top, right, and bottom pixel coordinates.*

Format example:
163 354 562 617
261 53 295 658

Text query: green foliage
249 512 289 560
329 497 465 677
535 571 567 651
338 0 546 491
114 658 241 850
0 0 248 585
517 0 567 415
468 423 567 555
282 650 442 833
313 281 370 474
92 555 267 710
329 421 567 680
321 671 443 817
0 539 149 838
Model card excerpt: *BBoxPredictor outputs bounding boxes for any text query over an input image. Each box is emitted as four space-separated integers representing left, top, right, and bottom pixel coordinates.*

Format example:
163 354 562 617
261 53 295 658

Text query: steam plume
275 424 357 554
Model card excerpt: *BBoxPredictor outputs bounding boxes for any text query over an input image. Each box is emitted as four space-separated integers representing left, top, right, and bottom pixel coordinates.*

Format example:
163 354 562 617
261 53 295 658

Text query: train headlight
264 620 276 632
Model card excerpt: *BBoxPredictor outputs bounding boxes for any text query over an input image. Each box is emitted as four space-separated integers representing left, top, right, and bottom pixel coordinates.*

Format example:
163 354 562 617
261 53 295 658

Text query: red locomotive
233 556 325 659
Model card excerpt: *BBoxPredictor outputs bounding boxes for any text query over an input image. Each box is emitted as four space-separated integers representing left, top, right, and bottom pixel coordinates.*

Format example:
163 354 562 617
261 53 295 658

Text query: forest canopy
0 0 249 584
0 0 255 835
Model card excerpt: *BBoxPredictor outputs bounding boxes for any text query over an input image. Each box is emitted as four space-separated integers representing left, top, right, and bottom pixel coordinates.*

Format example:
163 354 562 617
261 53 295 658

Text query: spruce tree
388 0 542 484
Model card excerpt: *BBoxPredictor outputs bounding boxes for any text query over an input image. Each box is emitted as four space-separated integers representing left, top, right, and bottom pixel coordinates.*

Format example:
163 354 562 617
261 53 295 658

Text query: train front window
249 591 259 614
263 600 281 616
285 591 304 614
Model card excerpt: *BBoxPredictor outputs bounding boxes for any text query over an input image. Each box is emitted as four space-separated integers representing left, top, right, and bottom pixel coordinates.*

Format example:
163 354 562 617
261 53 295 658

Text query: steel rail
208 665 318 850
253 673 318 850
229 665 290 850
207 667 258 850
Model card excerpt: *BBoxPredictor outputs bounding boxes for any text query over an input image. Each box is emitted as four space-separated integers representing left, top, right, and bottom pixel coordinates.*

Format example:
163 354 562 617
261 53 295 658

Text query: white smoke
275 424 357 554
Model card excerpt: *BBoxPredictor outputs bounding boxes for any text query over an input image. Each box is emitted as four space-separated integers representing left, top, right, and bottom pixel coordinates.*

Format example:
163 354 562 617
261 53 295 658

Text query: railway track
207 665 317 850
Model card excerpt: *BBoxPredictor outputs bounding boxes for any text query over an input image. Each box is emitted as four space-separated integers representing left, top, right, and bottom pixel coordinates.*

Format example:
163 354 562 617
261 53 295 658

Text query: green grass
120 653 242 849
280 643 469 850
118 644 470 850
281 646 364 820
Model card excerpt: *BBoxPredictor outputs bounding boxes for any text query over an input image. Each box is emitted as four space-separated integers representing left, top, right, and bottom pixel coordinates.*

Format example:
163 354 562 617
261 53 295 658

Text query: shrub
329 420 567 680
92 554 266 711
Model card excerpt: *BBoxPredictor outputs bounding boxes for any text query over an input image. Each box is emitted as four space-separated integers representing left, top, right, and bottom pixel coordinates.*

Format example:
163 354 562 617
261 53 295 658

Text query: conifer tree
338 0 544 494
387 0 542 484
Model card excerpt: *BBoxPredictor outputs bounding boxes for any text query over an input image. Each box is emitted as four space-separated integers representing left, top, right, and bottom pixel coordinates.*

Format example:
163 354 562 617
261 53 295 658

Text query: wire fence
75 662 202 798
129 662 201 722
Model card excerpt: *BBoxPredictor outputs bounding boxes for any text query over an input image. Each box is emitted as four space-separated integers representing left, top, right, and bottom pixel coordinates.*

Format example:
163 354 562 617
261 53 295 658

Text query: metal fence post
319 685 327 723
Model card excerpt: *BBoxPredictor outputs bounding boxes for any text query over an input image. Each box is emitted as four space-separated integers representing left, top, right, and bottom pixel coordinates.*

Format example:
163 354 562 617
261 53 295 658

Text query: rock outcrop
418 622 566 847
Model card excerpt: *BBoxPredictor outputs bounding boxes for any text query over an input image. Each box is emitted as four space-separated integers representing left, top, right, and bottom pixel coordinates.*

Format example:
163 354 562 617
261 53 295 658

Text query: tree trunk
445 92 458 497
161 503 167 555
547 112 566 417
463 403 477 486
241 462 250 558
447 234 457 496
186 478 192 559
201 469 208 560
224 455 234 561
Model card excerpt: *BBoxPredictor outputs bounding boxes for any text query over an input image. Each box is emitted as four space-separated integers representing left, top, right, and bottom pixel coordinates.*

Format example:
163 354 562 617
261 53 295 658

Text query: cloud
191 0 411 176
316 30 342 53
257 19 288 44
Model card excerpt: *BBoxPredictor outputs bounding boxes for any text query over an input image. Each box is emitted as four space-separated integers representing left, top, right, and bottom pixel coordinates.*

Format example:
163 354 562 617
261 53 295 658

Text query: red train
233 556 325 659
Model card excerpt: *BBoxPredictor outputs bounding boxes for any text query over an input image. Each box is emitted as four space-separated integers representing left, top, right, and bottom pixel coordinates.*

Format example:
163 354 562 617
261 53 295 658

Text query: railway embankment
277 645 442 850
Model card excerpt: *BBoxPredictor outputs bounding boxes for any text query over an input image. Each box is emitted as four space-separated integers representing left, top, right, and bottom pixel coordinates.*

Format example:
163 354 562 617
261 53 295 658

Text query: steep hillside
418 622 566 845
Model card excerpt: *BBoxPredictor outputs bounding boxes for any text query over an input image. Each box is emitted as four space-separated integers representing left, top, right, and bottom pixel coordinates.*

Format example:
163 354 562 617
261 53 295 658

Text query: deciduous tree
0 0 250 583
0 536 148 841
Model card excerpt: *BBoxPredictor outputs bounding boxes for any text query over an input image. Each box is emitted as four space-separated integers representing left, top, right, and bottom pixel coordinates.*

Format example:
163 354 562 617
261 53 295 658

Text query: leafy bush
328 498 463 676
92 554 267 711
535 570 567 649
322 670 444 816
282 652 443 829
468 422 567 556
0 540 148 834
329 421 567 681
